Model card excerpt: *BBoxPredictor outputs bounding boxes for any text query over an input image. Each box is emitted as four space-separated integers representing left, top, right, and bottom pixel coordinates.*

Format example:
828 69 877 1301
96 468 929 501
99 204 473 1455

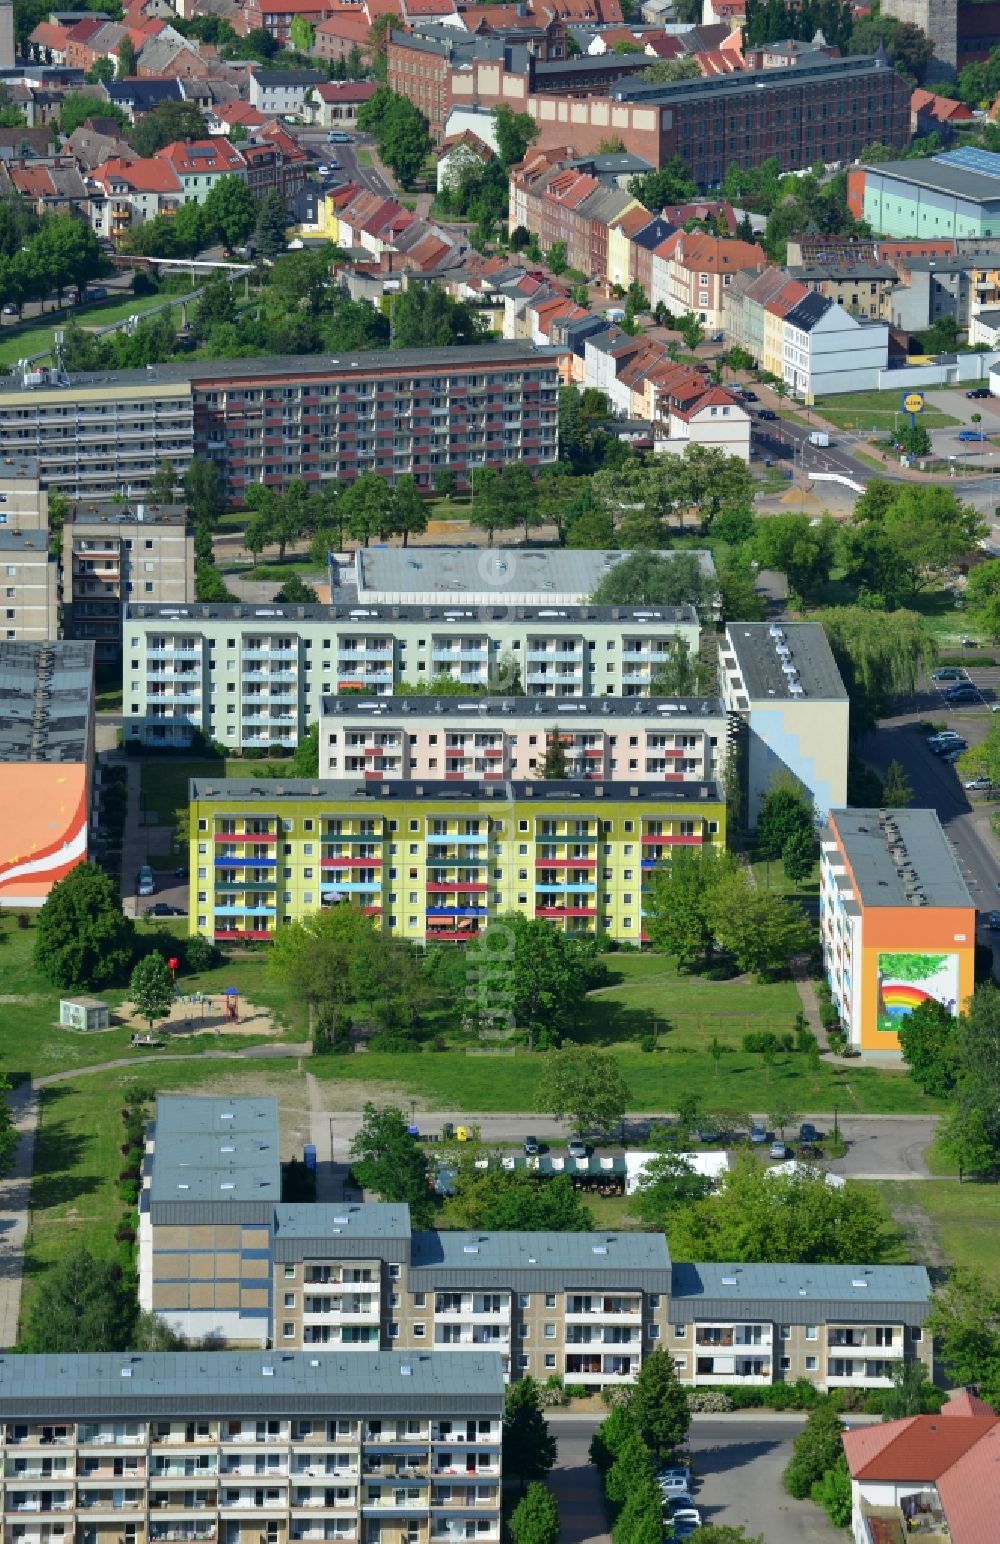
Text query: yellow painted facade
189 780 726 945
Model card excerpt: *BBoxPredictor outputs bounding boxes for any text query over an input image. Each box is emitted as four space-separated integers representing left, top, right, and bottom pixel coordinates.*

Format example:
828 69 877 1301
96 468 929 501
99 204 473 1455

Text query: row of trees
356 86 431 188
0 210 104 315
122 175 261 258
645 846 814 979
590 1352 703 1544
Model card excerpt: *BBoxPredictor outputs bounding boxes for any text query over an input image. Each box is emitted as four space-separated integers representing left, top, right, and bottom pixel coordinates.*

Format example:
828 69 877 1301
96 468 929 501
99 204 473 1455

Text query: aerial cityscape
5 0 1000 1539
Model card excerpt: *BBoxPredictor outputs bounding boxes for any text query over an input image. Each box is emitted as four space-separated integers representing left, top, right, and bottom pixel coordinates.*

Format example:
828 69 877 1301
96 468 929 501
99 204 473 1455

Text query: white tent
767 1159 845 1188
625 1150 729 1196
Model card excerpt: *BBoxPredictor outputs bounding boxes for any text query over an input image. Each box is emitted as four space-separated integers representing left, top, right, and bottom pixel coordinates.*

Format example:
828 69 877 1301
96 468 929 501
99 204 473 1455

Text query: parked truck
808 430 830 447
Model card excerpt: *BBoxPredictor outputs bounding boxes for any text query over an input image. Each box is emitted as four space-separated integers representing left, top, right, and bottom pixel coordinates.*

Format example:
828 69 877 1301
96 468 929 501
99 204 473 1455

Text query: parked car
656 1468 691 1495
928 729 965 743
930 736 967 754
749 1119 767 1144
961 637 980 648
965 777 993 791
567 1138 588 1159
966 387 991 398
1 303 16 316
959 429 986 442
946 686 979 703
769 1139 787 1160
799 1122 819 1143
85 285 108 301
941 748 965 763
696 1124 718 1143
144 902 184 917
328 130 352 142
932 667 965 681
988 911 1000 929
670 1510 702 1531
137 865 155 897
663 1494 697 1513
742 389 759 401
757 407 777 420
523 1135 539 1156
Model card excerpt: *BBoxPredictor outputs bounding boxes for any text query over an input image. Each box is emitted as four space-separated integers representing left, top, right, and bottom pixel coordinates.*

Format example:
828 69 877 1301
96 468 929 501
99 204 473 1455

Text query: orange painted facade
0 764 89 904
857 906 975 1053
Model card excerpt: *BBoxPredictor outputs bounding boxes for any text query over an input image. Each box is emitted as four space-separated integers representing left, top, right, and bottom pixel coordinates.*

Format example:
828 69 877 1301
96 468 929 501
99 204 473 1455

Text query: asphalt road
549 1414 843 1544
293 129 393 197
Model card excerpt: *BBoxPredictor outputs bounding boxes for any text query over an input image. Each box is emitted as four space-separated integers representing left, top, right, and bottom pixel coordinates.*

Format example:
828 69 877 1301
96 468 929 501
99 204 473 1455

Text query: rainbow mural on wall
877 951 959 1033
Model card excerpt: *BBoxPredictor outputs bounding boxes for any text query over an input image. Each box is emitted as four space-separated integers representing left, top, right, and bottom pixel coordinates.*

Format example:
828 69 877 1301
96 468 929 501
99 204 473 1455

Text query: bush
796 1027 818 1054
639 1033 656 1053
742 1031 794 1053
563 1383 588 1399
687 1390 734 1413
185 934 222 973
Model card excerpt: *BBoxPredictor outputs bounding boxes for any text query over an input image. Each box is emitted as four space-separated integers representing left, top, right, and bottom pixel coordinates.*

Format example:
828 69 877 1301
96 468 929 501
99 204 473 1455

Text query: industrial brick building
138 1096 935 1396
186 777 726 945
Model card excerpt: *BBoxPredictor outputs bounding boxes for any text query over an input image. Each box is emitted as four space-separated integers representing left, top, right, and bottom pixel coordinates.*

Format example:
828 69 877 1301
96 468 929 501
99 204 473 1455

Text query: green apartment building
858 147 1000 238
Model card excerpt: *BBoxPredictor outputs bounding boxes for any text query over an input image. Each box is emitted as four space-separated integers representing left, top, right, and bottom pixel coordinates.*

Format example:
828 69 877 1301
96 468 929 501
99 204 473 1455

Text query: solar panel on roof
938 146 1000 178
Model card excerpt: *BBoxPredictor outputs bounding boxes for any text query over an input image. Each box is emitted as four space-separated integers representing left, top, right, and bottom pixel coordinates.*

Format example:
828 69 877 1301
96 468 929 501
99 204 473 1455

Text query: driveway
549 1415 846 1544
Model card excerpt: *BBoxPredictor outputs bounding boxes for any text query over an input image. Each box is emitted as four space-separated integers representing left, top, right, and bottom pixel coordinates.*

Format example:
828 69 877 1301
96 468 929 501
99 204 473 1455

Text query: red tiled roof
673 385 747 421
316 80 378 100
65 15 109 42
28 21 71 50
843 1416 999 1483
9 167 56 197
92 154 181 192
155 137 244 173
220 101 268 125
315 11 372 34
943 1393 996 1419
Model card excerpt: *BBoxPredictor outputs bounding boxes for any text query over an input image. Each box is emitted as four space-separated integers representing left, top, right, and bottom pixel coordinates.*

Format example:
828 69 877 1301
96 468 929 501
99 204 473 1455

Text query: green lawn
812 391 958 431
356 148 373 166
909 587 983 651
576 953 801 1048
222 560 325 583
876 1179 1000 1286
0 292 193 369
139 757 221 825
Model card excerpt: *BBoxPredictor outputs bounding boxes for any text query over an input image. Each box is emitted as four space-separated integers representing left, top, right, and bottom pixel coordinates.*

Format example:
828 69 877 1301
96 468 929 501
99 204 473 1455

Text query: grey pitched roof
671 1261 931 1325
784 290 832 332
0 1352 506 1416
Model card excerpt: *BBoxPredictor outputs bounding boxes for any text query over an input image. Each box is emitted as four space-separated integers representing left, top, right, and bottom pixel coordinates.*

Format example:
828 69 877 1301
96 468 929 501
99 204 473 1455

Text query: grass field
356 148 373 166
909 587 983 650
140 758 221 826
221 560 325 584
812 391 959 431
876 1179 1000 1285
0 292 192 369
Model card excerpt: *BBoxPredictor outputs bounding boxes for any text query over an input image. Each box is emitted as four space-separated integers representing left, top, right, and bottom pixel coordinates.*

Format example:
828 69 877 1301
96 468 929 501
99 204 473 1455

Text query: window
283 1293 295 1309
545 1294 556 1308
413 1324 425 1339
388 1323 399 1339
779 1325 790 1340
805 1325 817 1341
283 1323 295 1338
389 1264 401 1279
517 1325 529 1340
544 1354 556 1370
414 1292 426 1308
519 1294 530 1310
517 1354 529 1371
805 1356 817 1372
673 1357 686 1372
648 1325 660 1341
780 1356 791 1371
674 1325 685 1337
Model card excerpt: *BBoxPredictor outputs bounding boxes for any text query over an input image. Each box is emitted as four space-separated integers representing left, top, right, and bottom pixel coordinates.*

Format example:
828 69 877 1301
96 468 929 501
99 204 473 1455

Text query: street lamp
833 1103 840 1142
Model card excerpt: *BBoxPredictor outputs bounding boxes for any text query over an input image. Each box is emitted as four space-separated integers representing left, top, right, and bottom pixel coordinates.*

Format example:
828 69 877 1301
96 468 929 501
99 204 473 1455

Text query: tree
475 914 602 1048
452 1168 593 1232
60 93 128 136
810 1456 851 1529
815 606 937 730
640 56 701 81
390 285 485 348
926 1268 1000 1404
128 100 207 157
433 468 457 498
35 862 134 990
270 905 417 1048
117 34 137 76
289 13 313 50
538 727 569 779
534 1046 631 1136
965 559 1000 640
629 155 697 209
503 1379 556 1494
590 1405 638 1472
649 640 715 696
349 1104 434 1226
590 552 716 615
708 869 813 979
390 475 427 547
680 1532 764 1544
255 188 288 260
668 1152 892 1266
547 240 568 275
274 572 319 603
644 847 737 969
291 722 320 777
148 459 178 504
129 953 174 1031
879 760 912 811
783 827 814 889
342 472 393 547
492 105 537 168
357 88 431 187
880 1359 941 1420
757 785 813 860
938 983 1000 1172
679 311 704 350
630 1346 690 1463
509 1483 558 1544
183 458 226 527
87 56 116 83
751 512 836 598
25 1246 133 1352
783 1404 849 1499
204 175 256 250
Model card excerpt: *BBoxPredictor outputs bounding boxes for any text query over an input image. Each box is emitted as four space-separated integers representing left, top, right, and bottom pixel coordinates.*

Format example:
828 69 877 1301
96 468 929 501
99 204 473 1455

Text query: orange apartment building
820 807 976 1054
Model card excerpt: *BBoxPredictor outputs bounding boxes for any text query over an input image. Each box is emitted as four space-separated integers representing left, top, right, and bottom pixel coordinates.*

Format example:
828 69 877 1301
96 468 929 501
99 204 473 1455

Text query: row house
311 13 374 64
508 149 640 283
336 189 417 259
154 137 247 203
3 159 89 219
87 155 183 242
649 230 766 329
242 0 341 46
308 80 380 128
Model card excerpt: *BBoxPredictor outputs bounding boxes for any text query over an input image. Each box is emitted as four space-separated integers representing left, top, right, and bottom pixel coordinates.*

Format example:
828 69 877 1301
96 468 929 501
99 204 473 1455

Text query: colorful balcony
214 833 276 845
426 906 487 918
535 906 597 919
214 929 272 942
321 857 383 868
533 858 595 870
641 834 703 847
213 857 276 868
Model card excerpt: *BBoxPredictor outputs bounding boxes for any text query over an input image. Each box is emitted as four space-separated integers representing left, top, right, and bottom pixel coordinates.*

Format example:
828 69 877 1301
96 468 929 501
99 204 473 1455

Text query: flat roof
0 1351 506 1415
150 1095 281 1206
0 639 93 763
274 1202 411 1240
0 342 564 396
69 500 189 528
352 547 717 605
724 622 847 702
0 454 40 481
127 600 696 625
615 50 895 105
0 529 48 551
321 694 724 721
188 777 724 805
828 807 974 910
864 156 1000 205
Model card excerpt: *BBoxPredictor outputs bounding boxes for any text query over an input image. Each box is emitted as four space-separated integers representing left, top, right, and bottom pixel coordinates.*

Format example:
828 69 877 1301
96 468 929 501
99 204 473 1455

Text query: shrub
742 1031 794 1053
563 1383 588 1400
185 934 221 973
687 1390 734 1413
639 1033 656 1053
796 1027 818 1055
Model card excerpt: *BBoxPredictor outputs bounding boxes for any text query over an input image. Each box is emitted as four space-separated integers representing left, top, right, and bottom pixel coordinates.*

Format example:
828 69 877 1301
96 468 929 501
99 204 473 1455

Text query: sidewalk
0 1082 38 1348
